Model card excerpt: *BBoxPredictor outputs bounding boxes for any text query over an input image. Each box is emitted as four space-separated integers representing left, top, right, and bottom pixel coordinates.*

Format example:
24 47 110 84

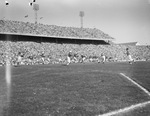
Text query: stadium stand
0 20 150 65
0 20 114 40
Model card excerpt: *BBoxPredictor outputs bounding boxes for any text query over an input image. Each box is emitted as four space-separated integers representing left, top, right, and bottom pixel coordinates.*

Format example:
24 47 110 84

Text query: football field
0 61 150 116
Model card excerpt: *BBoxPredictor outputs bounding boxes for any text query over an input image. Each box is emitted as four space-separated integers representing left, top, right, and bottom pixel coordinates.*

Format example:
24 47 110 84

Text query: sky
0 0 150 45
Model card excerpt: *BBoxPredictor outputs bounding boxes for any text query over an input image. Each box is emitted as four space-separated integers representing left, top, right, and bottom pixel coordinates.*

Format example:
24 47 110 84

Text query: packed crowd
0 20 150 65
0 41 150 66
0 20 114 40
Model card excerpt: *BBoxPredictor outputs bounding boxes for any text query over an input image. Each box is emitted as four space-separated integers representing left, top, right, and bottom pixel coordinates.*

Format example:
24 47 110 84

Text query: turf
0 61 150 116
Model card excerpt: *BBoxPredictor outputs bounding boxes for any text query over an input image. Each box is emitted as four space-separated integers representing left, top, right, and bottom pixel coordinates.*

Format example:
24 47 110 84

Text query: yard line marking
120 73 150 97
98 101 150 116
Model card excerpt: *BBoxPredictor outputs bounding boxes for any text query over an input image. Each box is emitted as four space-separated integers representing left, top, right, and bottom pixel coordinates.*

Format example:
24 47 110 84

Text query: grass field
0 61 150 116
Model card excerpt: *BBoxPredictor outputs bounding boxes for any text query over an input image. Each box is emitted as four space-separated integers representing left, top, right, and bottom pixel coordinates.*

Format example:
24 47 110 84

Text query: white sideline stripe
97 73 150 116
98 101 150 116
120 73 150 97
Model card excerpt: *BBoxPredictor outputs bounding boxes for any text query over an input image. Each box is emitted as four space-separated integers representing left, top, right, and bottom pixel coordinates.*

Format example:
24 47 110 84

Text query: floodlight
33 4 39 24
79 11 84 17
33 4 39 11
79 11 84 28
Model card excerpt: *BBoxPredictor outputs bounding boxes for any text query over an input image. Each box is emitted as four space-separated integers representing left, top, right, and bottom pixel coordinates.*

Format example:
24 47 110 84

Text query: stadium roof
117 42 140 46
0 20 115 41
0 32 114 41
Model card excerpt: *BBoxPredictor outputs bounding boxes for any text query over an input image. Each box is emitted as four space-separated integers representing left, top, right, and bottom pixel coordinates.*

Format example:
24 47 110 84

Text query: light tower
33 4 39 24
79 11 84 28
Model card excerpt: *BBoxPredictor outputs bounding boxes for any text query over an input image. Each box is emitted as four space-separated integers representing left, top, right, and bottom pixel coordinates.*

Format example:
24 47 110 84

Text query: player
58 55 63 64
79 54 86 63
66 51 72 65
73 53 79 63
125 48 135 64
15 52 23 66
101 53 106 63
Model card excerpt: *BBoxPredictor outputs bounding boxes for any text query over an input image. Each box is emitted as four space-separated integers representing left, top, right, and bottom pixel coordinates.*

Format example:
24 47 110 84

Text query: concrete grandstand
0 20 114 44
0 20 150 66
